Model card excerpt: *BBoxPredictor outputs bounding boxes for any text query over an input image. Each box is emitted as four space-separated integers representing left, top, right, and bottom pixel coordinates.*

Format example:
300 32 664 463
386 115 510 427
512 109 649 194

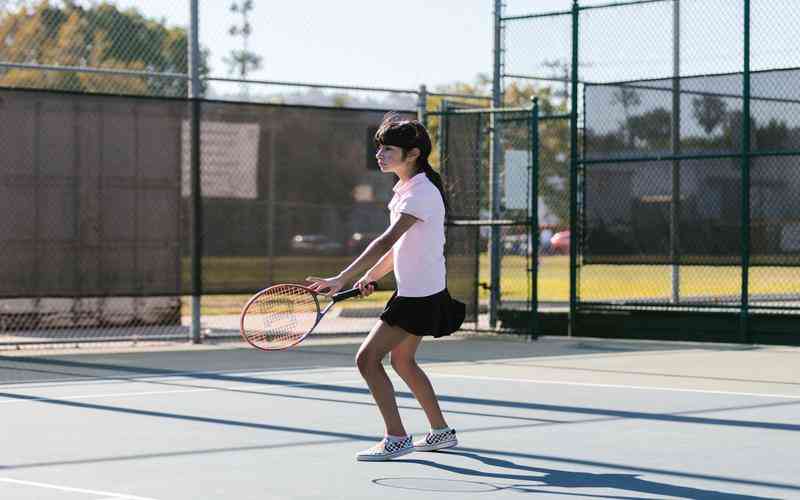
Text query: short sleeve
395 193 429 221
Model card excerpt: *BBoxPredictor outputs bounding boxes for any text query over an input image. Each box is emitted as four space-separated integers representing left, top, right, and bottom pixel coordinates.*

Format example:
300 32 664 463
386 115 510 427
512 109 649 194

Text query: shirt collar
392 172 427 194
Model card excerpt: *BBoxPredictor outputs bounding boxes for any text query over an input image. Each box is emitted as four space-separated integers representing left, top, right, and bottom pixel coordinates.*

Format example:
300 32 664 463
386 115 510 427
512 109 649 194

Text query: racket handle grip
332 282 378 302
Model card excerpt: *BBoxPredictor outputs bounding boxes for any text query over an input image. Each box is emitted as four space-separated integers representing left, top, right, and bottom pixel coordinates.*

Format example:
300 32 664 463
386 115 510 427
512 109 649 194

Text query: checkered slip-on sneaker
413 428 458 452
356 436 414 462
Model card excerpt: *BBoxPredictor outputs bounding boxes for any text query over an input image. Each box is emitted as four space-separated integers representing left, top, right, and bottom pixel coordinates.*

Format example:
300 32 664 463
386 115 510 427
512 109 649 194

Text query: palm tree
692 95 728 136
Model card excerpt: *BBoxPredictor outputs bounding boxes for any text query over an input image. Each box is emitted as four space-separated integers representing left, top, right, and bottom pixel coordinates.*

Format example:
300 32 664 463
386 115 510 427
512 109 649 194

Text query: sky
104 0 681 91
42 1 800 94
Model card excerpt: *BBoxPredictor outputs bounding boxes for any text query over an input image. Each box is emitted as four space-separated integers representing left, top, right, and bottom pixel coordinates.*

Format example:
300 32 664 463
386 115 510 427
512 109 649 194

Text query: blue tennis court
2 336 798 499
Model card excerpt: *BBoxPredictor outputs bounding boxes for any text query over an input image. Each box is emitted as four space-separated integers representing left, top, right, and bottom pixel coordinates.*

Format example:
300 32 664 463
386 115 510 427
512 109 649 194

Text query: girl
306 113 465 462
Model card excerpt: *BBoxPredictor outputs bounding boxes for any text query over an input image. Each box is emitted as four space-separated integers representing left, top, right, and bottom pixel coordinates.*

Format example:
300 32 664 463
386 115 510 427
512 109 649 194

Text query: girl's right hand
305 275 346 297
354 274 377 297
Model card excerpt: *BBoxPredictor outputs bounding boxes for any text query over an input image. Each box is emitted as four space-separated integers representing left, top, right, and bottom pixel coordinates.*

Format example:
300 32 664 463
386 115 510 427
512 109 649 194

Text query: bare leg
356 321 412 437
390 334 448 430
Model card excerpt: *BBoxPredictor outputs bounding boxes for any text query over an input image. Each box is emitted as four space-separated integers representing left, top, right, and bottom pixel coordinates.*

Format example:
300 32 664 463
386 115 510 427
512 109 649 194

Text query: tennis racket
239 282 377 351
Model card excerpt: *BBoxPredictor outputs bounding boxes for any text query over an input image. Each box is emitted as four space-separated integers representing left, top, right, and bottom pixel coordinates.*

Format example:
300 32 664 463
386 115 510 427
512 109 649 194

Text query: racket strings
243 285 319 349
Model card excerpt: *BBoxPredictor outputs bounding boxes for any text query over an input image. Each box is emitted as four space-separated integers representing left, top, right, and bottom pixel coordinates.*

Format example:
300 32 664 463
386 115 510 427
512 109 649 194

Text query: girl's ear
407 147 421 163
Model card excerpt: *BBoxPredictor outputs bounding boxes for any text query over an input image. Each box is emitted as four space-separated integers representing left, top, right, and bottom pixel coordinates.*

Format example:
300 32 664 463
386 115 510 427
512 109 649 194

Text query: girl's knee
356 348 381 374
390 353 417 375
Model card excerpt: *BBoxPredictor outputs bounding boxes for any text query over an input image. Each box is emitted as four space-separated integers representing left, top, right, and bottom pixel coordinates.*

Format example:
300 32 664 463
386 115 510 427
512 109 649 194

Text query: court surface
1 335 799 500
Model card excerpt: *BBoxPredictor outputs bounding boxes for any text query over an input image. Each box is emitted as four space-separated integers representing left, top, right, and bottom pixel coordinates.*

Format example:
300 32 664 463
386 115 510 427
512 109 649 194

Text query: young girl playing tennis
306 113 465 461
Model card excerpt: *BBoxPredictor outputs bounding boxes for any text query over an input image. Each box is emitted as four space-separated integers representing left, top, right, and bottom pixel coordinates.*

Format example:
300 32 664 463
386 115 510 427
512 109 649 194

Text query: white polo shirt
388 172 446 297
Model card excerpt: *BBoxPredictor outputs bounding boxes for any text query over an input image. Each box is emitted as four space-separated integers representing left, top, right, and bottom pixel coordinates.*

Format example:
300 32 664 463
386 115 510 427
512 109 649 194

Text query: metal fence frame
500 0 800 344
427 98 554 337
3 0 800 346
0 87 422 348
0 1 493 349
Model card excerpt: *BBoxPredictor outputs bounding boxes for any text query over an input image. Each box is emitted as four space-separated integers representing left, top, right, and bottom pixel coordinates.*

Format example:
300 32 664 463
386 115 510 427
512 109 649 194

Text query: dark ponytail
374 113 449 216
420 158 449 216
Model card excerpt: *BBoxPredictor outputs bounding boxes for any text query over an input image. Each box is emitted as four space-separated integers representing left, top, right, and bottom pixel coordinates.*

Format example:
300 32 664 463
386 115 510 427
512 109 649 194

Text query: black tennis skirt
380 288 466 338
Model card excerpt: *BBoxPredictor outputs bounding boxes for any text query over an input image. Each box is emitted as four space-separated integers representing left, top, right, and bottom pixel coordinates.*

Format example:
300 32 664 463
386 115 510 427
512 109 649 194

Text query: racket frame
239 283 373 351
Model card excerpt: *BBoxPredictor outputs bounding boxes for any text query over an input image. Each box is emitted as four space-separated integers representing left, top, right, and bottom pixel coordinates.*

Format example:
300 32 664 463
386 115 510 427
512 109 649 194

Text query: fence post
189 0 203 344
439 100 449 220
439 100 449 177
530 98 540 339
568 0 580 337
417 84 428 127
188 0 201 99
740 0 751 343
671 0 682 304
489 0 504 327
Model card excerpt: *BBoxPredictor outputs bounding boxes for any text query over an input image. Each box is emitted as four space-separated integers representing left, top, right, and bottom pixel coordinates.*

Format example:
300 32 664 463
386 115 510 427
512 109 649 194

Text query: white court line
0 365 358 390
0 387 213 404
0 378 365 405
6 370 800 404
0 477 160 500
428 373 800 400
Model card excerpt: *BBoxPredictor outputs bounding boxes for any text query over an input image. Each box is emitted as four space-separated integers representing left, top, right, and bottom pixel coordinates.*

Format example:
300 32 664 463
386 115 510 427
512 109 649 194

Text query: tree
501 82 570 226
0 1 210 96
692 94 728 135
628 107 671 150
717 111 795 152
721 110 756 150
426 77 571 227
224 0 261 99
611 86 642 148
331 93 350 107
424 76 491 173
0 0 28 12
755 118 790 150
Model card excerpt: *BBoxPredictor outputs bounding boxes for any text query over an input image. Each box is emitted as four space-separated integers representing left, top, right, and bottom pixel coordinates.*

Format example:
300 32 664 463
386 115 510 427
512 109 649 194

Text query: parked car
549 230 570 254
346 232 382 255
290 234 343 255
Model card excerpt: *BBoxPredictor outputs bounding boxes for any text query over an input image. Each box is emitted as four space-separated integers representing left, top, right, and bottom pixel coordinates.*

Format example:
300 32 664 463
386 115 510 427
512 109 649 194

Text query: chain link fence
437 109 484 324
432 104 537 332
0 1 493 349
0 1 192 96
0 89 187 346
4 1 800 345
501 0 800 342
0 85 424 349
0 1 478 107
536 114 572 307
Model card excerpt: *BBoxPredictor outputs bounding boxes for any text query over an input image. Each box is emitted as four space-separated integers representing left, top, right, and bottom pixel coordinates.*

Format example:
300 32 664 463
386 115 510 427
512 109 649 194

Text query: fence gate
434 102 539 334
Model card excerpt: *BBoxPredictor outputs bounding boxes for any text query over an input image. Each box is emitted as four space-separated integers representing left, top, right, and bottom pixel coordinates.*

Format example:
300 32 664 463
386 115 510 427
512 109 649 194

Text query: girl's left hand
305 275 346 297
354 275 377 297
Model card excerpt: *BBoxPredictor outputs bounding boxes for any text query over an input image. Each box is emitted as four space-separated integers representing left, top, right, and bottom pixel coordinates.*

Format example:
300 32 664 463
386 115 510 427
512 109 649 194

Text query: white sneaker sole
356 446 414 462
413 439 458 452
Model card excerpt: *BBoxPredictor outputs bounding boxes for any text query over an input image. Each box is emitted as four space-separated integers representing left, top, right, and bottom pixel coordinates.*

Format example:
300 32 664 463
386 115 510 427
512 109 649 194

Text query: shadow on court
2 355 800 434
0 336 769 386
2 338 798 499
380 450 791 499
